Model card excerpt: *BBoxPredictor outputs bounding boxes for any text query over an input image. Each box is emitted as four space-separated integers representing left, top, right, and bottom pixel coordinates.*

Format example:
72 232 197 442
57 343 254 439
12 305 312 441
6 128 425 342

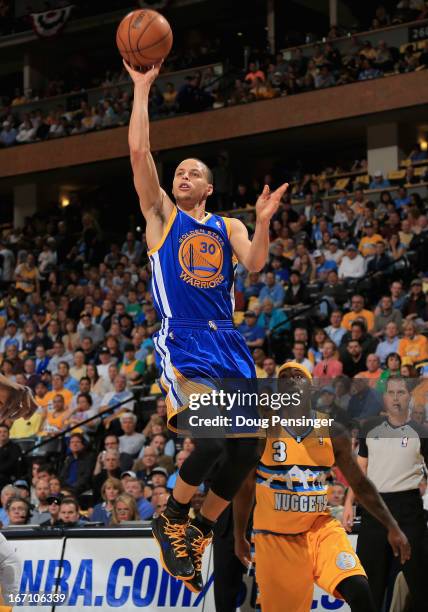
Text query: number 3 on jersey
272 440 287 462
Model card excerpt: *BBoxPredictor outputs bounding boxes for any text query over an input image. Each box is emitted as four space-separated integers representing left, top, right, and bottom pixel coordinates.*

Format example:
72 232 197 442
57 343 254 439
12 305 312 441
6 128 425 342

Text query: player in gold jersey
234 362 410 612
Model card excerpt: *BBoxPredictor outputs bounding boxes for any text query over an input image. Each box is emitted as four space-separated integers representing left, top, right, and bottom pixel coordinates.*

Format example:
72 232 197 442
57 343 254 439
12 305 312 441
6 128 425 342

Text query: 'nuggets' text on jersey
254 418 334 534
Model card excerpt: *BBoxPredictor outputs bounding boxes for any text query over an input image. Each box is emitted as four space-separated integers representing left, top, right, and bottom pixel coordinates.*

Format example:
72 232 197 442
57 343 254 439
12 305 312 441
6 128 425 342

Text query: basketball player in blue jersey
125 60 288 592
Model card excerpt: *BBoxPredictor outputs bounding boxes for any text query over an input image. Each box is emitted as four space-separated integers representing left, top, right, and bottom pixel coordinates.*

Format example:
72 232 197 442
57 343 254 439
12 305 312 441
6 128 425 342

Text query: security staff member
343 376 428 611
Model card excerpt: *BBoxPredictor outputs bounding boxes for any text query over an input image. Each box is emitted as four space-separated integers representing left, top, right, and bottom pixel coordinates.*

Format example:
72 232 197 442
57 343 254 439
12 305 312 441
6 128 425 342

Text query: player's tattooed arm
124 61 174 223
233 466 257 568
229 183 288 272
331 422 411 564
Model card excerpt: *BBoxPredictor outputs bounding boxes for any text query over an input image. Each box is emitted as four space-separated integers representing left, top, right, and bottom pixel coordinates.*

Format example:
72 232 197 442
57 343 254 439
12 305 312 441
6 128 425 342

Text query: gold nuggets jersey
254 421 335 534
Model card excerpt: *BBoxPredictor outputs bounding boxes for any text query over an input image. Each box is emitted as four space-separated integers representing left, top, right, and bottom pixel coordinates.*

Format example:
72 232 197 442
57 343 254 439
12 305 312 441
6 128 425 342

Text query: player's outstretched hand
0 378 38 422
255 182 289 224
387 525 411 565
123 59 163 87
234 536 252 569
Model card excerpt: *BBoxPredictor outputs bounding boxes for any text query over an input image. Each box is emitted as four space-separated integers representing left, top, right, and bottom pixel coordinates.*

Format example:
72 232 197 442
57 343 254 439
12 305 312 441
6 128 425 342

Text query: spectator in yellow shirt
44 374 74 408
398 321 428 365
358 221 384 257
14 253 40 295
342 294 375 332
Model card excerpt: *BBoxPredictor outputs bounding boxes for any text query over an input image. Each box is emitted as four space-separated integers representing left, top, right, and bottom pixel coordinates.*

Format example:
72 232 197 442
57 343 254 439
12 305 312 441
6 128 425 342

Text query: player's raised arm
331 422 411 564
229 183 288 272
124 61 174 222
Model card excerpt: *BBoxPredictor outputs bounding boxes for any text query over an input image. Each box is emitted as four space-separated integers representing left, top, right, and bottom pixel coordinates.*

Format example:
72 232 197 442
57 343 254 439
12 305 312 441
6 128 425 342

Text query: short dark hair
104 433 119 444
37 464 56 477
178 158 213 184
385 352 401 367
77 392 92 406
293 341 306 349
60 497 79 512
152 433 167 441
69 433 85 445
351 321 366 332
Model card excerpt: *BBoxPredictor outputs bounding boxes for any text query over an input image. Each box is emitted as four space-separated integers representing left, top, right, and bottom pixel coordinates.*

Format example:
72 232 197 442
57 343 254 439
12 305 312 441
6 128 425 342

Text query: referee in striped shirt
343 376 428 611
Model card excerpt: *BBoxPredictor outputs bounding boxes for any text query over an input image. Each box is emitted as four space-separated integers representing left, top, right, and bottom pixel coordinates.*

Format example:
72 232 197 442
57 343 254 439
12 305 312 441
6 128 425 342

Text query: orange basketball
116 9 173 68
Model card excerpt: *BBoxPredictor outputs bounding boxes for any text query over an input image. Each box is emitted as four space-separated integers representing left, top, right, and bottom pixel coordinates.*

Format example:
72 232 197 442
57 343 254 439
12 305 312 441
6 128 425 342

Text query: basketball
116 9 173 68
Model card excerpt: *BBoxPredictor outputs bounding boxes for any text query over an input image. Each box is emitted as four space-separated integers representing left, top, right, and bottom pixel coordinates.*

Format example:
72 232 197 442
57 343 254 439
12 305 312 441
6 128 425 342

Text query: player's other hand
234 536 251 569
0 385 37 422
341 504 354 533
123 59 162 87
387 525 411 564
255 182 289 224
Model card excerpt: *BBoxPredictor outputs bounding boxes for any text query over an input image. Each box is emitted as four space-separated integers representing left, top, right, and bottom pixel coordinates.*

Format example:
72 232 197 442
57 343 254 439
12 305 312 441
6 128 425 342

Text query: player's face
172 159 213 206
278 368 312 407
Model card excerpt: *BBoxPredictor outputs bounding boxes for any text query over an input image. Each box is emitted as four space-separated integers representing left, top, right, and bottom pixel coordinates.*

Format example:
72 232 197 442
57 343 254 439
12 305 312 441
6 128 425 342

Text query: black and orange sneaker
152 514 195 580
183 522 213 593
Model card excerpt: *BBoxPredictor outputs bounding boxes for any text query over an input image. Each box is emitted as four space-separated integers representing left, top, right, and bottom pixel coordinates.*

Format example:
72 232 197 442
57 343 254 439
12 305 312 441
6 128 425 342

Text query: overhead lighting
60 196 70 208
237 32 243 36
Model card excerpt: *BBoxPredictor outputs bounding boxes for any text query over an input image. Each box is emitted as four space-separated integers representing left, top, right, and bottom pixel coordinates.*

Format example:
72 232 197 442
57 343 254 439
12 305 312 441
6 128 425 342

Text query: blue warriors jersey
147 206 259 434
148 207 236 321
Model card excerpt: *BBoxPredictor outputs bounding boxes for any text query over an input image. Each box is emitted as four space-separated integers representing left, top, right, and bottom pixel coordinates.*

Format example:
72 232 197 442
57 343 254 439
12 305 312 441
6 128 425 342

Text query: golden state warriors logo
178 229 224 288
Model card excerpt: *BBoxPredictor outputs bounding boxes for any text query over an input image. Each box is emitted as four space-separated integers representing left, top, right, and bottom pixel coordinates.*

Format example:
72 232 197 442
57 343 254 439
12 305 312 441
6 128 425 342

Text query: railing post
267 0 276 54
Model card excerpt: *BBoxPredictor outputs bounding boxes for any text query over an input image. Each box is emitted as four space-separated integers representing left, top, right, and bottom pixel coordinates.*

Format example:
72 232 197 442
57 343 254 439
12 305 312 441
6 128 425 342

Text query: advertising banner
5 533 355 610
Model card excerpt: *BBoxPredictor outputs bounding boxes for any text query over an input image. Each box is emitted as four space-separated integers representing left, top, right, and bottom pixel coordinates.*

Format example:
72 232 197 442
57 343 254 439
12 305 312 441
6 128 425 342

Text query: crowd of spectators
230 35 428 106
0 145 427 528
2 4 428 149
220 148 428 214
0 64 222 147
323 2 428 38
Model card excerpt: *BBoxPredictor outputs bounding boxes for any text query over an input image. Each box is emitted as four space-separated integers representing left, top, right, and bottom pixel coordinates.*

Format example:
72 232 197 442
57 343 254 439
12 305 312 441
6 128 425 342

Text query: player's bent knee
336 575 376 612
179 437 227 486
